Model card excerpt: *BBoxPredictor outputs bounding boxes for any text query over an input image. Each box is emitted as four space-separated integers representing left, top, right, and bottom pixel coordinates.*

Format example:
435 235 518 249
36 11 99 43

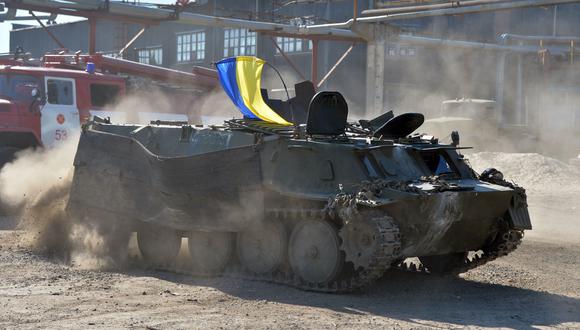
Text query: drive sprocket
339 214 401 281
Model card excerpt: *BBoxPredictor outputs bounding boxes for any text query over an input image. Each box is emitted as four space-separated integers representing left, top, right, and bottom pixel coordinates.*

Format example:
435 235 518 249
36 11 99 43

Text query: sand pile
467 152 580 194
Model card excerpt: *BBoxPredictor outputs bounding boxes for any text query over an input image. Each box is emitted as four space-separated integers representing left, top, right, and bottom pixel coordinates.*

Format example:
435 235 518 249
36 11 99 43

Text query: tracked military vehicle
67 57 531 292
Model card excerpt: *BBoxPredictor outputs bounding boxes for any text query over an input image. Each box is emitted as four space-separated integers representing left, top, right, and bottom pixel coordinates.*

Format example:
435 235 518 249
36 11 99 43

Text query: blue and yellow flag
216 56 292 126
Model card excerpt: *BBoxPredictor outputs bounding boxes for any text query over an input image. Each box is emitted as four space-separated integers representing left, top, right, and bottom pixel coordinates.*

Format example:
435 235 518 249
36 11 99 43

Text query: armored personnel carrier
67 57 531 292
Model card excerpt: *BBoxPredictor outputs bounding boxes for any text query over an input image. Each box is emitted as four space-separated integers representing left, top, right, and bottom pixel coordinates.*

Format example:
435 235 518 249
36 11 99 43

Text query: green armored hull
68 93 531 291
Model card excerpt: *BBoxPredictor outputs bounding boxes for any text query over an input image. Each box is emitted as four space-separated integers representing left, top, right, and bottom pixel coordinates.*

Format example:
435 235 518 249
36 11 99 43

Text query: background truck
0 53 218 166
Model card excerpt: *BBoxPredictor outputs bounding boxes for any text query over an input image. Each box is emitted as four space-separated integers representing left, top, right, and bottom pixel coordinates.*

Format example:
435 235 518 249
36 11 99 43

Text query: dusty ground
0 191 579 330
0 151 579 329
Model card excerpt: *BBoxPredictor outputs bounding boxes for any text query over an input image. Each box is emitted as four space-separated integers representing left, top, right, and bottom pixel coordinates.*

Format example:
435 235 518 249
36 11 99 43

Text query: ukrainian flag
216 56 292 126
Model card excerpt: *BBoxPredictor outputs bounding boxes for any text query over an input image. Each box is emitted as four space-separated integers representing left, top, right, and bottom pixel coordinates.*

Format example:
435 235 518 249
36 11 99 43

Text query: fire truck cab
0 53 219 166
0 64 125 156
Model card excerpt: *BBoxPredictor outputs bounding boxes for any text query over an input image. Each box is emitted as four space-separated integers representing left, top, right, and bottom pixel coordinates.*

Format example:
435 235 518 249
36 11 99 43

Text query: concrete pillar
364 25 395 118
495 52 507 124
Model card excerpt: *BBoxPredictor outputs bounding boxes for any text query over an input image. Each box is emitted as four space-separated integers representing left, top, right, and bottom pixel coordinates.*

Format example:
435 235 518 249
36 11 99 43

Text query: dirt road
1 192 579 329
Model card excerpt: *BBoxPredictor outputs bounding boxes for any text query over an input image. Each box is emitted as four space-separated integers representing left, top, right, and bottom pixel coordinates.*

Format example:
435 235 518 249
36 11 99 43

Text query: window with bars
223 28 257 57
177 31 206 62
275 37 312 54
137 47 163 65
387 44 417 57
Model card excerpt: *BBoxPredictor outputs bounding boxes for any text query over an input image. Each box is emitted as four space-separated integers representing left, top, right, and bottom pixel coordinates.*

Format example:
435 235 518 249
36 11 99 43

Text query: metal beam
311 39 319 87
1 8 51 21
3 14 54 21
355 0 580 23
88 17 96 54
500 33 580 43
398 35 539 53
118 26 147 57
95 55 218 88
3 1 165 25
308 0 580 31
269 36 307 81
317 43 355 88
362 0 507 16
257 30 365 43
29 11 65 49
5 0 579 45
3 0 361 40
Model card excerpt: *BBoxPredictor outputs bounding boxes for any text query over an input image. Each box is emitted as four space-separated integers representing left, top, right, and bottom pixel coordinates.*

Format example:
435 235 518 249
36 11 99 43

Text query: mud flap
508 193 532 230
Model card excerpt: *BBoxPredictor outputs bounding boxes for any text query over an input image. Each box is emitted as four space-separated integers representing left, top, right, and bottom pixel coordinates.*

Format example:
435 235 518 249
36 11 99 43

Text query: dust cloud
196 89 239 124
0 136 127 269
0 136 77 258
329 33 579 161
0 139 75 208
468 152 580 194
0 128 135 269
0 86 241 270
467 151 580 243
319 33 580 243
104 85 237 125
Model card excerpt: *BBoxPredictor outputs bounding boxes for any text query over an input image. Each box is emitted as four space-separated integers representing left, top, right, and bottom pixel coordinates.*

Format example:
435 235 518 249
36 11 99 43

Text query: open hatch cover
373 113 424 139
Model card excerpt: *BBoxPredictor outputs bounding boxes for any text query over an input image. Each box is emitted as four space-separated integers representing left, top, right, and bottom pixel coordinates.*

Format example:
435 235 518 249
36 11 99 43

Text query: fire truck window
46 79 73 105
0 74 40 102
90 84 120 108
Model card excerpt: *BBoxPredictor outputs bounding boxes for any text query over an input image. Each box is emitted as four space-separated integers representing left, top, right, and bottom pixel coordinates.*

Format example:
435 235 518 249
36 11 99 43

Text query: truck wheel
0 147 19 168
137 224 182 267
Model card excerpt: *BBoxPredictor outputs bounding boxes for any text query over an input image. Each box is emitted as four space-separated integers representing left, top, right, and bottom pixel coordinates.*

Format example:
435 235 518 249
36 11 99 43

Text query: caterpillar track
137 211 524 293
398 227 524 275
137 207 402 293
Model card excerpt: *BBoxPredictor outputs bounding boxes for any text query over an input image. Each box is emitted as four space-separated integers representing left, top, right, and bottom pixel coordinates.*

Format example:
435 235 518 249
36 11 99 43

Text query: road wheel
288 220 343 284
188 231 233 275
237 221 287 275
137 224 182 267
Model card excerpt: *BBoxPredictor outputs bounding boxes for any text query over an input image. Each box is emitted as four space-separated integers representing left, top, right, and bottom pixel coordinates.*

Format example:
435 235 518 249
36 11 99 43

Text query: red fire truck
0 53 218 166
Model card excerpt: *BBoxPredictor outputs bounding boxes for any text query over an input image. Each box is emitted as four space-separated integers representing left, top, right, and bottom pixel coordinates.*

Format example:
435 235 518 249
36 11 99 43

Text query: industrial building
7 0 580 158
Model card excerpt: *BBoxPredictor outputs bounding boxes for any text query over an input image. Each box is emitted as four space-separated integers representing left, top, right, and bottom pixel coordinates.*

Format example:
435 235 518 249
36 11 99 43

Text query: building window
275 37 312 54
399 45 416 56
137 46 163 65
386 44 417 57
223 28 256 57
177 30 206 63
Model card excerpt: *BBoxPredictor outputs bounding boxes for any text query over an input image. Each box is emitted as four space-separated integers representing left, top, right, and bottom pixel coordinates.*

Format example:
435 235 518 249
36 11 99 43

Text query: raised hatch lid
373 113 424 139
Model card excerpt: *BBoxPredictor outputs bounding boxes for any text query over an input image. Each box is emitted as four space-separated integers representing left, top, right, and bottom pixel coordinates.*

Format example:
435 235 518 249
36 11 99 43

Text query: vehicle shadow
0 216 18 230
0 202 23 230
134 267 580 330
